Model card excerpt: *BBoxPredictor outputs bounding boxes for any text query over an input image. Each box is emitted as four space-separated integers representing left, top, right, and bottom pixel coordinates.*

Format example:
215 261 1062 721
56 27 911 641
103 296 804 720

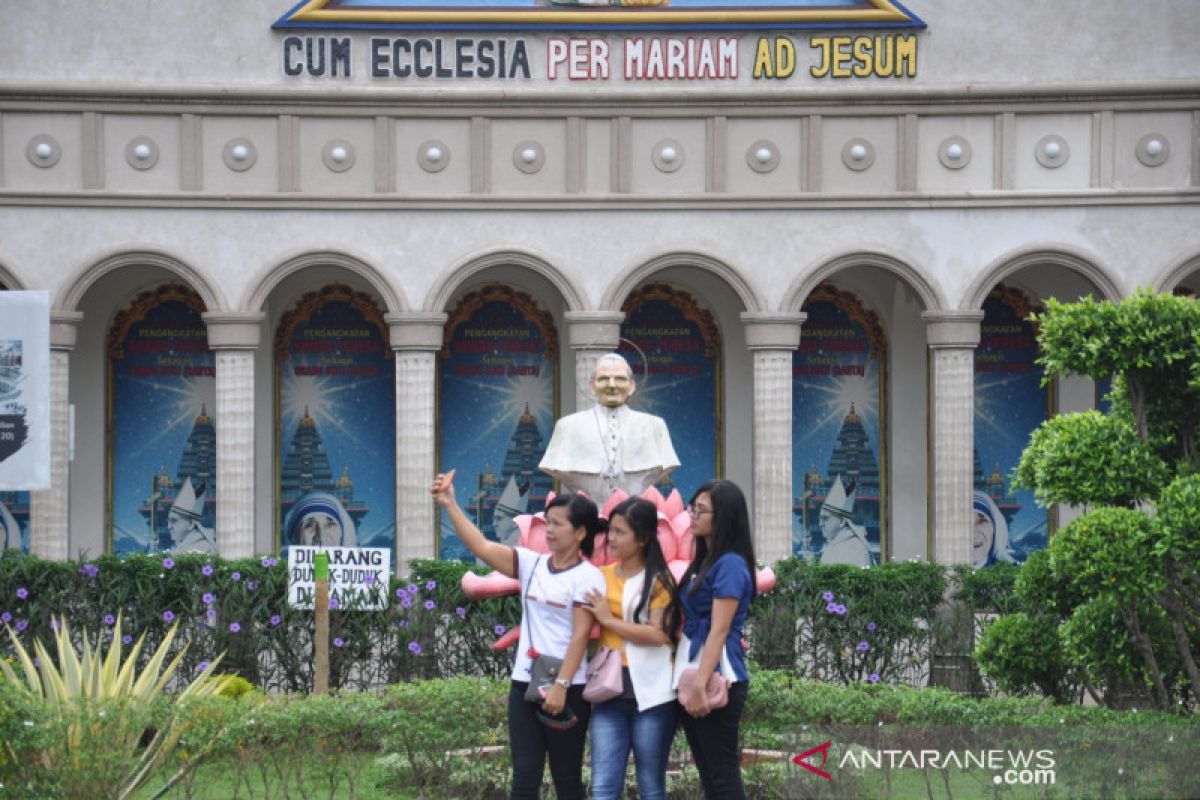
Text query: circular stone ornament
27 134 62 168
652 139 685 173
322 139 357 173
937 136 972 170
222 138 258 172
418 140 450 173
512 140 545 174
746 140 780 173
125 136 160 171
1035 134 1069 169
841 138 875 171
1135 133 1170 167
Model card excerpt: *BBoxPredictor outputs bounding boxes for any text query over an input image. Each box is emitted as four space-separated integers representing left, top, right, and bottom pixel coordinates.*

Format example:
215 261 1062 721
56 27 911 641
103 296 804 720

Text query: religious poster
109 285 216 555
792 284 885 565
973 284 1050 566
0 492 29 553
618 284 721 500
276 285 396 566
0 291 50 492
438 285 557 560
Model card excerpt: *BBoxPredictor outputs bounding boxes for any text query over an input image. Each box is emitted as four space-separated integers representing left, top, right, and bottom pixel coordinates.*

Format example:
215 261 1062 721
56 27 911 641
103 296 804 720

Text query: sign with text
0 291 49 492
288 546 392 609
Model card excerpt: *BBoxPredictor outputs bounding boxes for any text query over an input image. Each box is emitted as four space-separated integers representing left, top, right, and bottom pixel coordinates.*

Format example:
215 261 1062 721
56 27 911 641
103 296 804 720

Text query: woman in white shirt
433 469 605 800
584 496 679 800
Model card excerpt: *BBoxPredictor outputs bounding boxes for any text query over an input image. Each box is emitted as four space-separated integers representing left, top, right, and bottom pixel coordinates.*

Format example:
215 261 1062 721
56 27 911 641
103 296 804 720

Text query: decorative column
922 311 984 566
30 311 83 560
202 312 265 559
388 311 447 572
565 311 625 412
740 311 805 565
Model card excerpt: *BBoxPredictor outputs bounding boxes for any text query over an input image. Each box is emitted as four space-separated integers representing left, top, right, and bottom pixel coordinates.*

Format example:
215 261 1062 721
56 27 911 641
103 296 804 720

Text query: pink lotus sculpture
460 486 776 650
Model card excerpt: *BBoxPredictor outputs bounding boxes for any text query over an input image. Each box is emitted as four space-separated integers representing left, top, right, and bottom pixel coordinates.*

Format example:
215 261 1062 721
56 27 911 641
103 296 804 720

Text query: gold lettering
832 36 852 77
775 37 795 78
895 35 917 77
753 37 774 78
809 36 831 78
853 37 872 77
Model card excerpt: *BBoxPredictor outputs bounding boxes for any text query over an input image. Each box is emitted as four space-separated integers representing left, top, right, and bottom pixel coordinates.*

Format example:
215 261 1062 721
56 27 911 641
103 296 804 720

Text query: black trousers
508 679 592 800
678 681 750 800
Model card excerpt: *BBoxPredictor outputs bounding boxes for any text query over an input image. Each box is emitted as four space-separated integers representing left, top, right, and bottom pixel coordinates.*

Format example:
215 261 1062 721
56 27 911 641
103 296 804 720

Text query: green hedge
3 552 1011 692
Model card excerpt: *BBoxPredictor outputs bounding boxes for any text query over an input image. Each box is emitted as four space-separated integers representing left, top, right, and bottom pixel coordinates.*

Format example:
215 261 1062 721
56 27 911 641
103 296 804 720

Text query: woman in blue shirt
671 479 756 799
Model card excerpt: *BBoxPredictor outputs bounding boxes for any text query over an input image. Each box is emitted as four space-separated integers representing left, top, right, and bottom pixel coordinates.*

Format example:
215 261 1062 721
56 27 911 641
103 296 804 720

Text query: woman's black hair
608 496 678 638
545 492 606 558
680 479 757 599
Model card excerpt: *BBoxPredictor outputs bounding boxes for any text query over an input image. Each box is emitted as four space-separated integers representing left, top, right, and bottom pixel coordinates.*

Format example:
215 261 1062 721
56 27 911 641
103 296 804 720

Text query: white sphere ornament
133 143 151 159
231 145 249 161
660 146 678 163
330 146 348 163
1136 133 1170 167
520 148 538 164
755 147 773 164
849 144 867 161
35 143 53 159
1044 141 1061 158
946 144 963 160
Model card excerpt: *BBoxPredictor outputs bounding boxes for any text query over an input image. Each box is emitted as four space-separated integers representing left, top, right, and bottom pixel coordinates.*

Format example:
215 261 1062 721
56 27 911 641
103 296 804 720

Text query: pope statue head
591 353 636 408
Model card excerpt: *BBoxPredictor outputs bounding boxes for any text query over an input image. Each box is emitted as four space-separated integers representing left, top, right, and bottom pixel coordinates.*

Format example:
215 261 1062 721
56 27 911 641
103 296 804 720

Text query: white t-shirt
511 546 605 684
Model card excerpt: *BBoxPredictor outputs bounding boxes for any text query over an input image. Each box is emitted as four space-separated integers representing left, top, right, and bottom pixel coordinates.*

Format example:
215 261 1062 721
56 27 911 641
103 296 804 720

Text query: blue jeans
589 696 677 800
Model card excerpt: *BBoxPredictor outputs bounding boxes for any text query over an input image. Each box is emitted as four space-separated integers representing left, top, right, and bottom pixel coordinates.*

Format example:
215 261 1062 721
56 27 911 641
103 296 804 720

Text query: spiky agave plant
0 614 232 800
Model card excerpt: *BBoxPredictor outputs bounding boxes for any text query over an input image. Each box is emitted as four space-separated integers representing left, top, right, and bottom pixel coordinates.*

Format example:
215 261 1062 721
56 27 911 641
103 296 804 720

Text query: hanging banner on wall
618 283 721 500
792 284 885 566
109 285 216 555
973 284 1049 566
438 285 557 561
276 285 396 566
0 291 49 493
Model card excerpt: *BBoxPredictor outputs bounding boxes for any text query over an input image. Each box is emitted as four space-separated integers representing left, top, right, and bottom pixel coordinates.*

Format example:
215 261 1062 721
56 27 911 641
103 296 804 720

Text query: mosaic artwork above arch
108 284 216 555
792 283 887 566
437 284 559 560
275 284 396 562
619 282 722 499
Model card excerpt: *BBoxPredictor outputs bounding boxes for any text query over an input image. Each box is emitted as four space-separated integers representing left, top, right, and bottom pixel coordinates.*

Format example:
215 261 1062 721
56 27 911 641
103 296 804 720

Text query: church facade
1 0 1198 570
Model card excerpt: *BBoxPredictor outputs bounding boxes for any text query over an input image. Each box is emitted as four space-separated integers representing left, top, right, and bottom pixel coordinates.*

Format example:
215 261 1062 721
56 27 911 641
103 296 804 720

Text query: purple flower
329 597 339 610
230 571 241 582
406 583 418 594
201 565 214 576
261 556 277 568
15 619 28 631
269 614 282 626
825 602 838 614
407 641 422 655
455 607 467 618
246 581 258 591
424 599 436 610
79 563 99 578
122 634 134 645
229 622 241 633
363 574 375 585
857 641 870 652
400 596 412 609
206 609 216 620
202 593 215 604
333 637 345 648
394 587 406 599
835 604 847 616
494 625 507 636
162 610 175 623
399 619 410 628
866 622 877 633
162 558 175 570
868 673 880 684
0 611 11 624
822 591 834 602
103 614 116 626
15 587 28 600
50 619 60 631
32 657 40 668
425 580 437 591
198 661 210 672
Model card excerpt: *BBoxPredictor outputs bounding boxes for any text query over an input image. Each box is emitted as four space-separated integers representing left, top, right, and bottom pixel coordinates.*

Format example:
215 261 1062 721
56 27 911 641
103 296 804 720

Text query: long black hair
545 492 606 558
608 496 678 638
680 479 756 598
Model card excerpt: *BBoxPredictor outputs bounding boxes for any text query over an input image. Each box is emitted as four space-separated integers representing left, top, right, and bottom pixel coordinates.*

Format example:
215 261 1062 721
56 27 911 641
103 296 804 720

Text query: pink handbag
678 668 730 709
582 647 623 703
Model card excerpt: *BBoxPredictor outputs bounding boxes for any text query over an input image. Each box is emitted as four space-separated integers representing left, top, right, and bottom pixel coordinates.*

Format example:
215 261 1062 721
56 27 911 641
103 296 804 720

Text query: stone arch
600 252 764 313
782 251 946 313
0 261 26 290
1151 251 1200 293
245 249 405 313
57 249 224 312
964 247 1122 310
425 248 586 313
